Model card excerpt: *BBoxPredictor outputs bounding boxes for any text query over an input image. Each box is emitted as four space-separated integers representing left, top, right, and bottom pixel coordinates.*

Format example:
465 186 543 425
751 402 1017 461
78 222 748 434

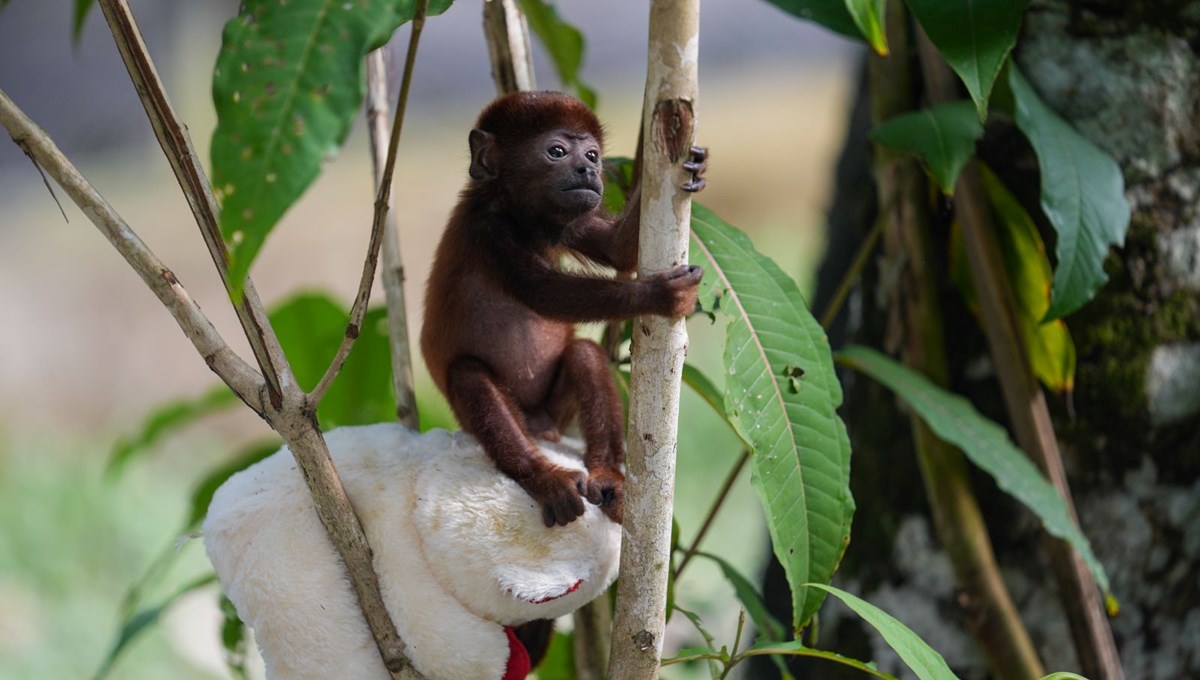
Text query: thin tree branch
609 1 700 677
483 0 537 94
913 28 1124 680
365 49 419 428
674 449 750 580
0 89 265 415
94 2 423 674
818 218 883 331
312 3 428 408
96 0 291 409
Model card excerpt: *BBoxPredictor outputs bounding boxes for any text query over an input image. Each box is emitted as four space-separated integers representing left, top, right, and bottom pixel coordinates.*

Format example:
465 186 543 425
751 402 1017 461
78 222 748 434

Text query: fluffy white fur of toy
203 423 621 680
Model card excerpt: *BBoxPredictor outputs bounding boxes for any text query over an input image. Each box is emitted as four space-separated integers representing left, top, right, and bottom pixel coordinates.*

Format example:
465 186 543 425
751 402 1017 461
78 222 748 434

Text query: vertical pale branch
365 49 418 428
608 1 700 678
483 0 537 93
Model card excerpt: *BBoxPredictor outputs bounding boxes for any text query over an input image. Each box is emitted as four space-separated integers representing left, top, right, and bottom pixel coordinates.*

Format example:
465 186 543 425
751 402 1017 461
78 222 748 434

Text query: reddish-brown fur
421 91 707 528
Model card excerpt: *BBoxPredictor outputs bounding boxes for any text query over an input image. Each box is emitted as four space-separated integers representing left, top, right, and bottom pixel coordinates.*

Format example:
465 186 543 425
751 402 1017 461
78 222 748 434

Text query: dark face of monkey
530 129 604 217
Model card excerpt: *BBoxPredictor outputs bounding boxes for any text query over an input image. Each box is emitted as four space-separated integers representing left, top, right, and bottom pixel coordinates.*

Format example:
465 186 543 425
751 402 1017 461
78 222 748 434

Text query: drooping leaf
843 0 887 55
690 205 854 633
977 164 1075 392
696 551 785 641
107 385 237 478
187 440 280 529
907 0 1028 119
92 574 218 680
836 345 1111 596
743 640 893 679
269 294 396 428
870 101 982 194
760 0 860 39
219 594 250 680
673 606 722 679
1009 66 1130 321
210 0 453 296
807 584 960 680
72 0 93 43
517 0 597 109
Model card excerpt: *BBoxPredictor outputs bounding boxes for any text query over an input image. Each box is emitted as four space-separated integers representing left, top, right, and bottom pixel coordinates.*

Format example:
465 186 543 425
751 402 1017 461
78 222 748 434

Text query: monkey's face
521 129 604 219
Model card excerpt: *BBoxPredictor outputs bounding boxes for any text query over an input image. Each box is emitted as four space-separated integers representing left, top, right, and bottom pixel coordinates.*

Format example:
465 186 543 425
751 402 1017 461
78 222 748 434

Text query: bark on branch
608 1 700 677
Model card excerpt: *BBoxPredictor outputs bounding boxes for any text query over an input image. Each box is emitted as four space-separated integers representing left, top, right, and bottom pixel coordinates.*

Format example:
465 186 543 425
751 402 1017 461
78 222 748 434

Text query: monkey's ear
468 129 498 181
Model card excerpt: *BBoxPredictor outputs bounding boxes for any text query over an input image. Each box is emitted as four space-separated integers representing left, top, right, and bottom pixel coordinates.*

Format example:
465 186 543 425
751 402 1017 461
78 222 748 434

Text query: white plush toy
204 423 621 680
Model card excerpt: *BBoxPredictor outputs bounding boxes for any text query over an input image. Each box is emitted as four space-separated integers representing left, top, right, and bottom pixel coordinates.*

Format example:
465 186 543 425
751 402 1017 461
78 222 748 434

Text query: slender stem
662 646 896 679
609 1 700 677
311 2 428 407
818 218 883 331
674 449 750 580
913 27 1123 680
96 0 292 409
482 0 537 94
365 49 419 428
0 89 264 413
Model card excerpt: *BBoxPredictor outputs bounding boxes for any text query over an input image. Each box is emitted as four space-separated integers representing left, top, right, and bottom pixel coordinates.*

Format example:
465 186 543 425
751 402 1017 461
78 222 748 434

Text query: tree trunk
757 2 1200 678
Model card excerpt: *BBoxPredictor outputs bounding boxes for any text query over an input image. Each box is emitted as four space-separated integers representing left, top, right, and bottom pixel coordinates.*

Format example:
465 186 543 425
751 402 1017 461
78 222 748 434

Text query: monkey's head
468 91 606 224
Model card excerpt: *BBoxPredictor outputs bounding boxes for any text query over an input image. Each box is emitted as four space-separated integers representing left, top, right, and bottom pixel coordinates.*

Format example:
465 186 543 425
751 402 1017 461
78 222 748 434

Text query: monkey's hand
681 146 707 192
583 468 624 524
644 264 703 318
521 466 588 528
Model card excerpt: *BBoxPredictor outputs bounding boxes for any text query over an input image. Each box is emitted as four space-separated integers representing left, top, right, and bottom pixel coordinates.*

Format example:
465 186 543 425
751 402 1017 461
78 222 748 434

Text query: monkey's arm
495 236 700 322
563 185 641 273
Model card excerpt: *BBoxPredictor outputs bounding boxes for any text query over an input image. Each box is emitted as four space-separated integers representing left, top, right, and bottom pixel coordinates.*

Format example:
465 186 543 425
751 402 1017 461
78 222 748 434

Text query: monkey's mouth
561 185 601 197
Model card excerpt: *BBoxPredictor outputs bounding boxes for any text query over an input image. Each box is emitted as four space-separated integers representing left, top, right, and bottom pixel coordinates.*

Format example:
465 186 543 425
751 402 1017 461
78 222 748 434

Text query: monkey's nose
574 164 594 176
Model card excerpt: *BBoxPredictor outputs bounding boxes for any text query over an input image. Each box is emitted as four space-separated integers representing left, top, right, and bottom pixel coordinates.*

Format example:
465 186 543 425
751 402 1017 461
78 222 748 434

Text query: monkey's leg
446 356 587 527
548 340 625 523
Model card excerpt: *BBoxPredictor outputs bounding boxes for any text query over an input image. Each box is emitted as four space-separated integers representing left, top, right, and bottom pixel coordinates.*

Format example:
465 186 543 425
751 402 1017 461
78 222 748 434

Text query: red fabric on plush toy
205 424 621 680
502 627 531 680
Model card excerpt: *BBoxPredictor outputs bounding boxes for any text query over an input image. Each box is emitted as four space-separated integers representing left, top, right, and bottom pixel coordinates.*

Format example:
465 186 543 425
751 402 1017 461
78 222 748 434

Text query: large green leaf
1009 66 1130 321
690 205 854 633
210 0 452 295
870 101 982 194
978 164 1075 392
517 0 597 109
808 584 960 680
270 294 396 428
837 345 1111 596
72 0 93 42
760 0 860 39
906 0 1028 119
93 574 218 680
107 385 237 478
844 0 887 55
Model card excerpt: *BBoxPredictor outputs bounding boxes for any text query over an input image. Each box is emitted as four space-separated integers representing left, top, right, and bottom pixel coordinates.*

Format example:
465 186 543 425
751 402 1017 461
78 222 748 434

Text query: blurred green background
0 1 855 677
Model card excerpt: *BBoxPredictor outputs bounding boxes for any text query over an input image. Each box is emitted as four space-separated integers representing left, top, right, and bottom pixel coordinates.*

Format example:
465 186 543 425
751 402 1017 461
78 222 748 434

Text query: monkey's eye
547 145 567 159
585 150 600 163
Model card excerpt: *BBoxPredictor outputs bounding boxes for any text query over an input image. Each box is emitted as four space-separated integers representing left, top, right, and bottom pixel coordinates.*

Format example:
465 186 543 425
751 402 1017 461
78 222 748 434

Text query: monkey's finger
682 160 706 174
542 503 557 528
689 145 708 161
583 482 603 505
681 178 706 193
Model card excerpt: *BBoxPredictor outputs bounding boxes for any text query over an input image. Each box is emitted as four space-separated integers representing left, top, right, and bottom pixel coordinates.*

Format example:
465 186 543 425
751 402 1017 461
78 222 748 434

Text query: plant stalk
608 0 701 677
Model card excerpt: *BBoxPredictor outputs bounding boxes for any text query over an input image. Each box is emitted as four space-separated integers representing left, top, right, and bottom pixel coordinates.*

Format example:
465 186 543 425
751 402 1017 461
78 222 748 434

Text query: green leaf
107 385 237 478
1041 674 1088 680
517 0 597 109
187 440 280 529
977 164 1076 392
696 552 785 641
672 606 722 679
836 345 1111 596
269 294 397 428
1008 66 1130 321
92 573 218 680
72 0 93 43
210 0 452 296
690 205 854 633
219 594 250 680
760 0 861 39
843 0 887 55
870 101 982 194
742 640 893 679
807 583 960 680
907 0 1028 119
